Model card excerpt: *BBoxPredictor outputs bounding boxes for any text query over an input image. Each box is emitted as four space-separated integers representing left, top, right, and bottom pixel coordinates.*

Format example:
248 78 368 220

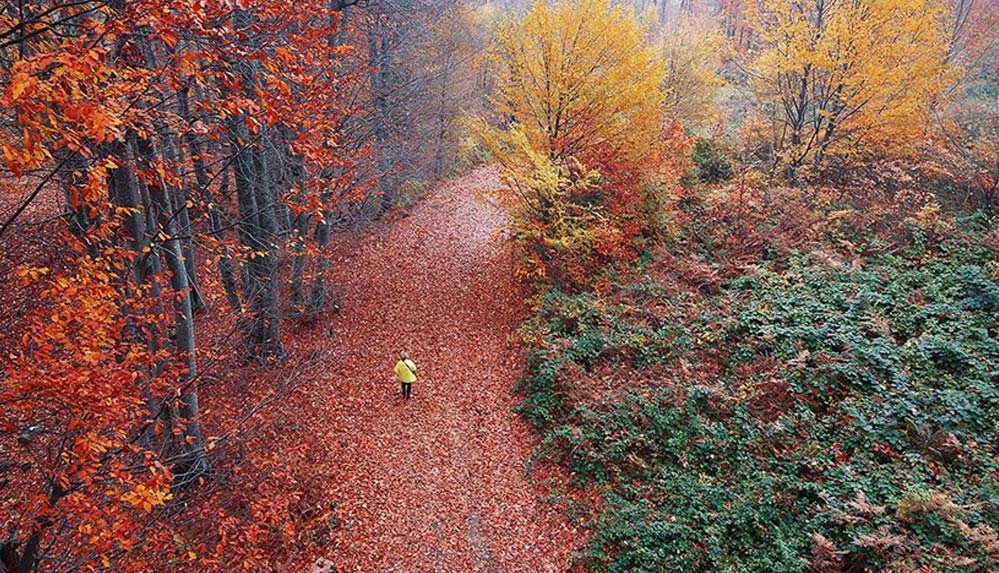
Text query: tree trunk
368 24 397 211
309 212 332 314
229 122 285 361
140 133 211 483
228 7 285 362
289 210 309 312
217 164 245 313
60 150 98 238
177 86 244 313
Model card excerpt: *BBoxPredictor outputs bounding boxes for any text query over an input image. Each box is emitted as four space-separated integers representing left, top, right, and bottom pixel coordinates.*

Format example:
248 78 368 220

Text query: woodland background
1 0 998 571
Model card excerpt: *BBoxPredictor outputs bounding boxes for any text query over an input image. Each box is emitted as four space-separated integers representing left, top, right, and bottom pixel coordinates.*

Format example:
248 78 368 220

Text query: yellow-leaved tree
660 14 731 130
477 0 666 212
475 0 674 283
746 0 955 178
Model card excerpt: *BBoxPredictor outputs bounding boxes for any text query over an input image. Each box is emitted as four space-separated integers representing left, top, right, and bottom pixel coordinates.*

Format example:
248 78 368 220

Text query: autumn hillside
2 0 999 572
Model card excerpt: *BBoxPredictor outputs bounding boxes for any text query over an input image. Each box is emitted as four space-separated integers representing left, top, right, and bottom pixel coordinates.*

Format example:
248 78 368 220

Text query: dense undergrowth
518 181 999 572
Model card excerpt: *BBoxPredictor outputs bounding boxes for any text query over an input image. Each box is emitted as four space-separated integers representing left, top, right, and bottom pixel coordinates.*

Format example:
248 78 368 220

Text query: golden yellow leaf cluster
474 0 668 221
747 0 955 175
481 0 665 170
660 15 731 130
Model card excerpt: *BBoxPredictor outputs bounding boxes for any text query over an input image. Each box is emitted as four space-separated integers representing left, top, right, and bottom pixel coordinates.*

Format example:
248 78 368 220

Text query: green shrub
691 138 733 183
519 220 999 572
391 179 428 210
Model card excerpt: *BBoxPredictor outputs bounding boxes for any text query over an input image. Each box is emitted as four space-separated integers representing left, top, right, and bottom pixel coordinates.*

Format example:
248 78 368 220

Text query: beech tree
660 13 730 130
478 0 666 193
934 0 999 204
745 0 954 178
476 0 681 284
346 0 481 209
0 0 355 569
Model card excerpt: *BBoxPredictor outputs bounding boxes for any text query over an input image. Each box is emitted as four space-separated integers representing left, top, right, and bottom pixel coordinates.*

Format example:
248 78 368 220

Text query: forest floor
289 166 579 572
0 167 581 572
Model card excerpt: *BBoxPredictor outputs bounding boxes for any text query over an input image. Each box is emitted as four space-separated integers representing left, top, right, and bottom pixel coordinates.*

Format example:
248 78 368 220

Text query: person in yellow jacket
394 351 418 399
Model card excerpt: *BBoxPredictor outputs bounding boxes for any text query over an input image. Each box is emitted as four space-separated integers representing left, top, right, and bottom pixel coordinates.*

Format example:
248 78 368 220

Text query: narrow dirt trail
312 167 577 572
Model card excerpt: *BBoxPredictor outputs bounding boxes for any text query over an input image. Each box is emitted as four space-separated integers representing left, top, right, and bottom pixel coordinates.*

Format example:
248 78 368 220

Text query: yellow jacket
394 359 417 383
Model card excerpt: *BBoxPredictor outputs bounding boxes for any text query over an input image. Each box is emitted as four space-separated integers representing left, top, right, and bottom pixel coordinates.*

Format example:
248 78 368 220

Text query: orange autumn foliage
2 247 180 569
475 0 686 286
0 0 358 570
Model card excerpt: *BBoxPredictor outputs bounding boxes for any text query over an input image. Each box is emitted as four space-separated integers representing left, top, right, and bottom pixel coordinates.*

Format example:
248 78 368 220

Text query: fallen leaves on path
0 167 579 572
277 166 579 572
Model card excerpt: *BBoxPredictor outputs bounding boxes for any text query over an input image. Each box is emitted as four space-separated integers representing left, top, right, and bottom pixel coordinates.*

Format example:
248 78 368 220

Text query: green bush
691 138 733 184
519 221 999 572
389 179 429 210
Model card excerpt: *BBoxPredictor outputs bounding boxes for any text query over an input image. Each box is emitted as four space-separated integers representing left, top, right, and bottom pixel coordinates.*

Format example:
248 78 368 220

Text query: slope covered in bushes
519 186 999 572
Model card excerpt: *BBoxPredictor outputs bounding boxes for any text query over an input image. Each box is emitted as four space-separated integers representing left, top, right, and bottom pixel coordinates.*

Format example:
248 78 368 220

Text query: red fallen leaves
219 166 581 572
0 167 580 571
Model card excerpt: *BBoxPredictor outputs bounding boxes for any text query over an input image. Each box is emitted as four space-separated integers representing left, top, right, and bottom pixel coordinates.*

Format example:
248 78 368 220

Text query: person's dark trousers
401 382 412 399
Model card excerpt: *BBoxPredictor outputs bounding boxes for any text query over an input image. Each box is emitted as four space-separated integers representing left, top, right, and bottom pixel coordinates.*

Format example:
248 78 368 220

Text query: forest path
312 166 576 572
